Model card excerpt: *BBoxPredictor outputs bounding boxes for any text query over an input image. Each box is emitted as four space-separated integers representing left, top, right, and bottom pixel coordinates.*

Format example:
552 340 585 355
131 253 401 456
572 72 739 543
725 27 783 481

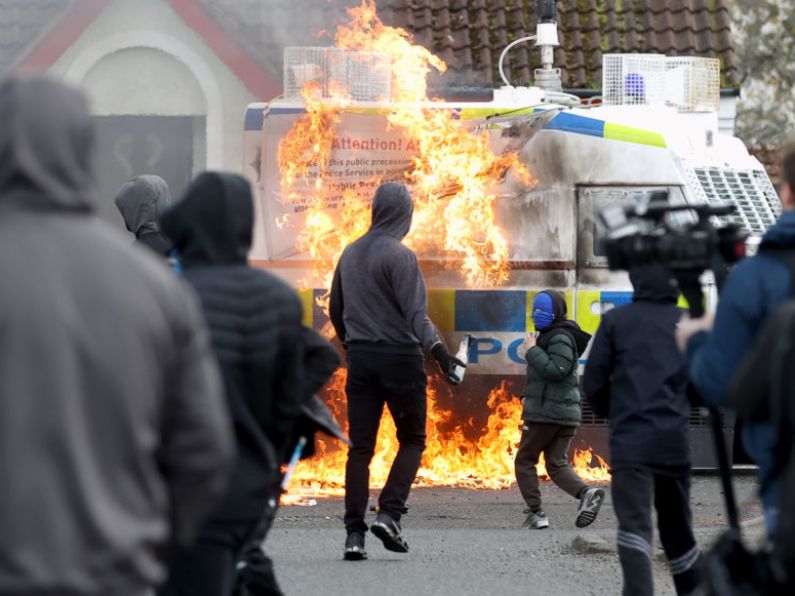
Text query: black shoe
370 513 409 553
575 487 605 528
343 532 368 561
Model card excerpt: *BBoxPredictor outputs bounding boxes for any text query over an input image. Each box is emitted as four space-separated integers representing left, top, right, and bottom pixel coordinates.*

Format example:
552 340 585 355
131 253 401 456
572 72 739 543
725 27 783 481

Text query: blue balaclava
532 292 556 331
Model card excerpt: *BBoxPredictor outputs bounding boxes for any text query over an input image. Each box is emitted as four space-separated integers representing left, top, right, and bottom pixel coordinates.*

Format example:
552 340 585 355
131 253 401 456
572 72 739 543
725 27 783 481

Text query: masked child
515 289 604 529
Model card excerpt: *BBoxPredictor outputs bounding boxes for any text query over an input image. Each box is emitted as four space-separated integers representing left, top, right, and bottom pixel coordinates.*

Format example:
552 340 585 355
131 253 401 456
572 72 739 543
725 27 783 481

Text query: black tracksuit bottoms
344 350 427 534
612 466 702 596
159 519 258 596
233 486 283 596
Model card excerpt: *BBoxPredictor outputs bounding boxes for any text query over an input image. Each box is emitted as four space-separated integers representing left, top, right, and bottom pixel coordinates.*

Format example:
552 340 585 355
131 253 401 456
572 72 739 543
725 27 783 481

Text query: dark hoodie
160 171 305 521
114 174 173 256
583 264 690 469
329 182 441 354
0 75 232 594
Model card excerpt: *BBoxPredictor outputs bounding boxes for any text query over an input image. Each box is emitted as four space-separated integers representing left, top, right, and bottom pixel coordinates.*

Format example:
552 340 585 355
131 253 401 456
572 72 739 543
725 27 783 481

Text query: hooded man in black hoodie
330 182 463 560
583 265 701 596
115 174 173 256
158 172 305 596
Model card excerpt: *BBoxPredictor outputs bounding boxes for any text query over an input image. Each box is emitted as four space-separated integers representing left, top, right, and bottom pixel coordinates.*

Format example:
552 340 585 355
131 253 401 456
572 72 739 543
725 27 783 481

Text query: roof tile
0 0 72 74
0 0 740 90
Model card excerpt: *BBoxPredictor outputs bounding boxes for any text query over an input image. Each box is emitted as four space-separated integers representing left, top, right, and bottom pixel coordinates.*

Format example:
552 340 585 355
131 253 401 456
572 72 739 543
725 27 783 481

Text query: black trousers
234 487 283 596
344 351 427 533
159 519 259 596
612 467 702 596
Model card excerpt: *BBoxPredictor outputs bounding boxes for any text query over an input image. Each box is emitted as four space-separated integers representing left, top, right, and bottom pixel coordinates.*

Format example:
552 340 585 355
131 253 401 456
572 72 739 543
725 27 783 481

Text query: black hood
0 75 94 212
160 172 253 266
369 182 413 239
537 289 592 356
630 264 679 304
114 175 171 238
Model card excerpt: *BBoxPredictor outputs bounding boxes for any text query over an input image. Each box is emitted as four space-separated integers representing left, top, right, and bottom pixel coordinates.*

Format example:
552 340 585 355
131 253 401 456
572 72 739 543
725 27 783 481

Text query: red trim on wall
165 0 281 100
17 0 112 71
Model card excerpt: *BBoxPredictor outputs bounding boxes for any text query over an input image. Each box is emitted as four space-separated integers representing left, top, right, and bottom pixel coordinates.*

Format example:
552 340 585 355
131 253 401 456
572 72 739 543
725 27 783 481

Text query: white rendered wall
719 95 738 137
49 0 258 172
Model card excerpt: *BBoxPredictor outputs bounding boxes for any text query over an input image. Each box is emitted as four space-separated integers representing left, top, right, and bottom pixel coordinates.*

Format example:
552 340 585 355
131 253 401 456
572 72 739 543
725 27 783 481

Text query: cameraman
584 265 701 596
676 141 795 537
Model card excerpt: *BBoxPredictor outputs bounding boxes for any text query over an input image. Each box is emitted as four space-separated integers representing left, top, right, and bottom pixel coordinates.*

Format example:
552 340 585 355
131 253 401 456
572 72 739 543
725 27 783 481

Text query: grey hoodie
114 175 173 256
329 182 441 354
0 75 233 595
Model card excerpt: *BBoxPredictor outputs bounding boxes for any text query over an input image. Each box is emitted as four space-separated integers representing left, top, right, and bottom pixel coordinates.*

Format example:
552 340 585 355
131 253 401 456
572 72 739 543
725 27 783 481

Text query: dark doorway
92 115 197 228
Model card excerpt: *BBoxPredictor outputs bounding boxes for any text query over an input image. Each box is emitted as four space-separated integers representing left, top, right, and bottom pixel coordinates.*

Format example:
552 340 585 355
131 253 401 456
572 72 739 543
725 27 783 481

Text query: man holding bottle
330 181 463 560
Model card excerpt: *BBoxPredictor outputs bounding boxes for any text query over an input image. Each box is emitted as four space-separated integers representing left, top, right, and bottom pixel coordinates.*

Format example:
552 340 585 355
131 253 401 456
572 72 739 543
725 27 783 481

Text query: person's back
158 172 305 596
0 76 233 595
329 182 462 560
332 184 439 354
584 265 690 468
730 301 795 588
680 142 795 534
115 174 173 256
584 265 700 596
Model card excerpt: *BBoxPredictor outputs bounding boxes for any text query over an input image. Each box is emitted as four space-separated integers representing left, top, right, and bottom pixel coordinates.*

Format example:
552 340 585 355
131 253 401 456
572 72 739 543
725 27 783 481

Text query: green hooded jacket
522 333 582 426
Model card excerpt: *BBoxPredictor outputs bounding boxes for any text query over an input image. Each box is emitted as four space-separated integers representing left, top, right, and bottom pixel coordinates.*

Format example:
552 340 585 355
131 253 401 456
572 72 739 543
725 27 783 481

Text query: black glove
431 343 466 385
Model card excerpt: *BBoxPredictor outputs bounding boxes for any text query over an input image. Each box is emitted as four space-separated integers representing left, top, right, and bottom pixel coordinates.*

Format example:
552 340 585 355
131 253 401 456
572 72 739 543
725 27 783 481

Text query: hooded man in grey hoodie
0 75 233 596
330 181 463 560
115 174 174 256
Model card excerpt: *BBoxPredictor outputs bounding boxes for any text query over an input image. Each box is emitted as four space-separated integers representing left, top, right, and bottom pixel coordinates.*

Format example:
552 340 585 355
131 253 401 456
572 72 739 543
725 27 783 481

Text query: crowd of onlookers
0 74 342 596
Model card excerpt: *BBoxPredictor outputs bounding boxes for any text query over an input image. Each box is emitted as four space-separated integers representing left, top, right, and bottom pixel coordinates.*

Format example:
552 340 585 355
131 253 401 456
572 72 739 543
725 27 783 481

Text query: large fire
285 374 610 504
277 0 534 289
276 1 608 504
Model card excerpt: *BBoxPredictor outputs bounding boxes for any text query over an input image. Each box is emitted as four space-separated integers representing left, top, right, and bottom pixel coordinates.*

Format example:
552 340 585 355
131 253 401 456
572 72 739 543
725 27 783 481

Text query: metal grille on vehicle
580 401 607 426
582 399 712 428
580 402 713 428
686 167 780 236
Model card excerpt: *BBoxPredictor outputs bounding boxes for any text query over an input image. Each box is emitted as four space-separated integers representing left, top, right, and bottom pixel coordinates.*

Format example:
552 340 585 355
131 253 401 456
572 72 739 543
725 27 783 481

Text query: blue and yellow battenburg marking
545 112 667 148
245 106 667 149
298 288 636 335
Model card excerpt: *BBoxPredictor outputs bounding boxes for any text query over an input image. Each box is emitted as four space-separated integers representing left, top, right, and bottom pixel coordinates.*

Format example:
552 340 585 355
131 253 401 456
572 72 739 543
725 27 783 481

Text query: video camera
600 190 750 548
598 191 748 316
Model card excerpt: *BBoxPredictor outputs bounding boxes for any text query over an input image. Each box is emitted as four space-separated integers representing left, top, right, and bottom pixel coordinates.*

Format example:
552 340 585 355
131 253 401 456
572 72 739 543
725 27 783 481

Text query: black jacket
301 326 342 398
161 172 304 521
329 182 441 354
288 327 342 461
583 265 690 469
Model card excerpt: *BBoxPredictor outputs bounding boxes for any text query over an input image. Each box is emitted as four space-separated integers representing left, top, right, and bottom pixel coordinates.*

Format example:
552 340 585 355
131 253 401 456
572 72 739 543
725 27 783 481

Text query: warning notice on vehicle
261 111 417 257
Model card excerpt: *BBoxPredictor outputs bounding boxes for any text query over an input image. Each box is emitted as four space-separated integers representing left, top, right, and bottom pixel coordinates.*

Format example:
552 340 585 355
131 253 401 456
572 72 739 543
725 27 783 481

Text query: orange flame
276 0 535 290
284 375 610 504
275 2 601 505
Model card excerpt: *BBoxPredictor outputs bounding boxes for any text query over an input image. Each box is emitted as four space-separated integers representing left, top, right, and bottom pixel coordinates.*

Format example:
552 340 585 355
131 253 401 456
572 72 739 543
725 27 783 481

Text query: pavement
267 476 763 596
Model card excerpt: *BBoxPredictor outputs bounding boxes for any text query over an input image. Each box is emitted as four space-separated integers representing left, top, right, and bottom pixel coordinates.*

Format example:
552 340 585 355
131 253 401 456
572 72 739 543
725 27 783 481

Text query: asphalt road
267 476 762 596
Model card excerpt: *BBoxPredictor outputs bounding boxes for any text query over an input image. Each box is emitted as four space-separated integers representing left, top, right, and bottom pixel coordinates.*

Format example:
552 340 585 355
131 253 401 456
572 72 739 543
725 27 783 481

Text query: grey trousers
514 421 588 511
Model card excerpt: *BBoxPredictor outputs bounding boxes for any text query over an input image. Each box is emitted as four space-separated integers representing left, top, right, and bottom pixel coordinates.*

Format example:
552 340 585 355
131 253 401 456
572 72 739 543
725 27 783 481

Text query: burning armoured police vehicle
241 1 777 498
